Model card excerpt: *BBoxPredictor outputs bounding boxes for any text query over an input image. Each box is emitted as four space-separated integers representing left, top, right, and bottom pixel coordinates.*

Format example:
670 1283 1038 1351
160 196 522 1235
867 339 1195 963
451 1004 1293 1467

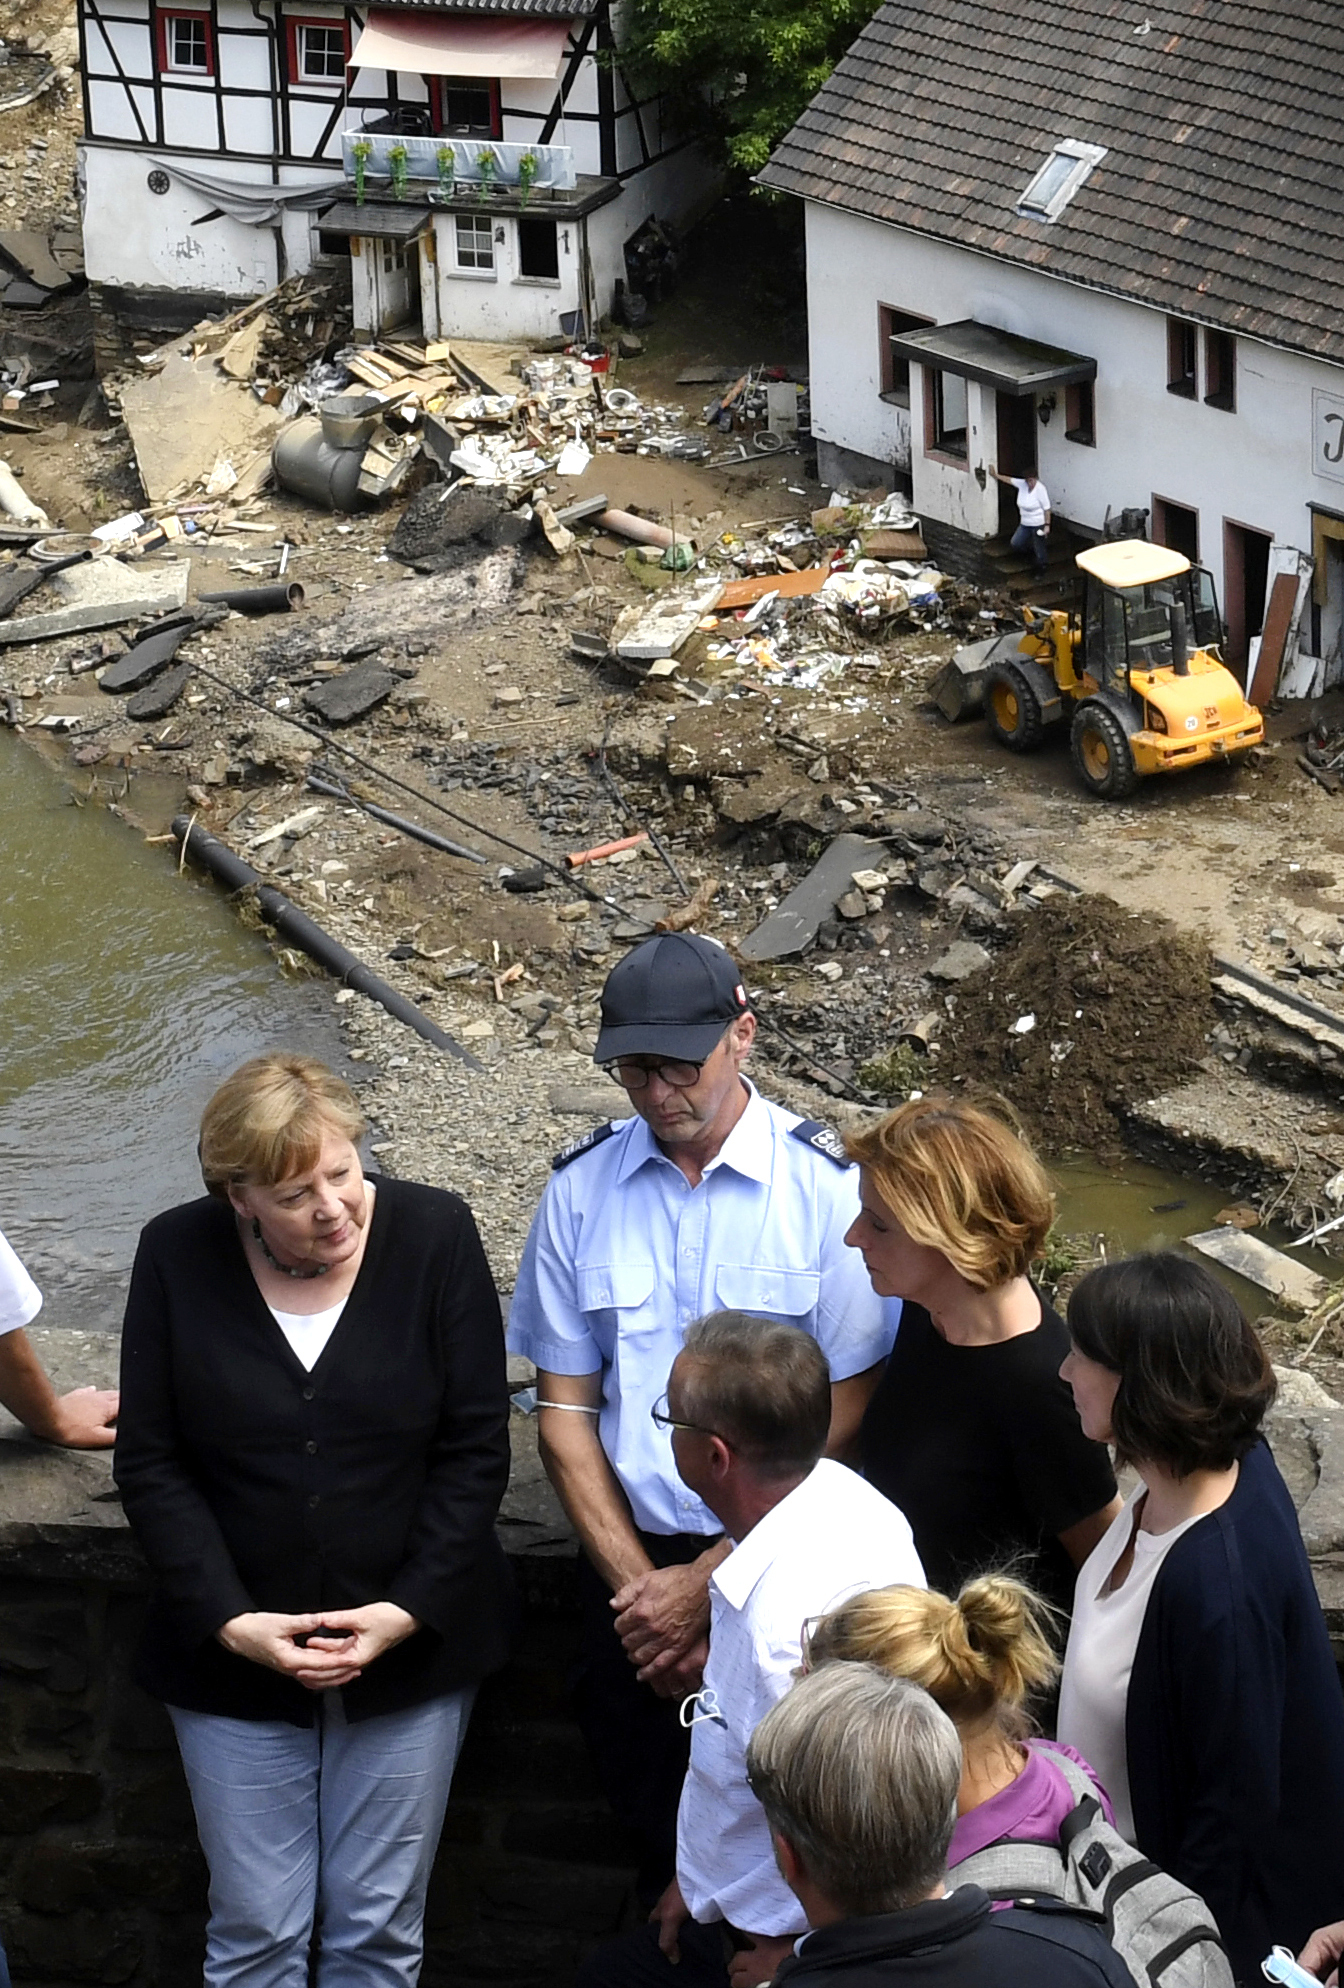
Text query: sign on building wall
1313 388 1344 484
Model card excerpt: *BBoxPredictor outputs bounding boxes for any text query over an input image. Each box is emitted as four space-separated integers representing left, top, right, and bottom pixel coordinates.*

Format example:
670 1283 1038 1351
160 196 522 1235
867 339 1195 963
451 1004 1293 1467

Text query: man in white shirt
576 1313 924 1988
989 464 1052 574
0 1226 119 1446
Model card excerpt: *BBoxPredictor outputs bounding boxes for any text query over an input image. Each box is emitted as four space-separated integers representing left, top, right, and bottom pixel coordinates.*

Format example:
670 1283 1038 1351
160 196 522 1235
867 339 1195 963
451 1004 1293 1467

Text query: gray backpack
951 1745 1234 1988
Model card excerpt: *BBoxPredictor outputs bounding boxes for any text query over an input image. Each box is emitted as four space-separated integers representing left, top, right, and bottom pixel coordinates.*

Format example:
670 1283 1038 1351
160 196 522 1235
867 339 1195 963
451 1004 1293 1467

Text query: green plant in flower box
388 143 409 200
518 149 540 205
475 145 498 201
435 145 455 200
351 138 373 205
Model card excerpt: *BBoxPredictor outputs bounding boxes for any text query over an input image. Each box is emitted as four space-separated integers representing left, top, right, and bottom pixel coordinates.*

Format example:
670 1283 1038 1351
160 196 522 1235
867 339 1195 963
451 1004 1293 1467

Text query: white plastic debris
1010 1013 1037 1035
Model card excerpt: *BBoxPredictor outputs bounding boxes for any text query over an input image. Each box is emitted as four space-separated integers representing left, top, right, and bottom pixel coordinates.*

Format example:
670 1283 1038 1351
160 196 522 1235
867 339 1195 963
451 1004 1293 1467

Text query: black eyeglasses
650 1393 733 1445
606 1056 707 1092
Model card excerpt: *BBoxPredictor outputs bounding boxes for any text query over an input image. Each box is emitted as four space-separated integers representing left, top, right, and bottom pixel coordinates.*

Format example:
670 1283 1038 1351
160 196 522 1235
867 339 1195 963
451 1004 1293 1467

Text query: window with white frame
455 213 494 273
159 9 213 74
292 20 348 82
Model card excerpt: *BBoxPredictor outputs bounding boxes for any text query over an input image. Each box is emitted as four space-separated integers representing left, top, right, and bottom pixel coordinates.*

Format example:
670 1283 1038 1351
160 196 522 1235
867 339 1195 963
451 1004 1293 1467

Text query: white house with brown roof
76 0 715 342
760 0 1344 683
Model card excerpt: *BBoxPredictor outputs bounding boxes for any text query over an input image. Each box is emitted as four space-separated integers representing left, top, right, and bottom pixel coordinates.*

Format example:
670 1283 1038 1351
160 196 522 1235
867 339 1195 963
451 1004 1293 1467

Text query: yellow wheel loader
971 541 1263 799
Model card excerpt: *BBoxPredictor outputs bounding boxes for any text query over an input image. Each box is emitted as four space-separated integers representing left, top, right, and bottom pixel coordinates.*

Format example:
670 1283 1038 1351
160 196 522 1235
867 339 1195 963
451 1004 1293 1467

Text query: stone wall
0 1330 639 1988
1 1335 1342 1988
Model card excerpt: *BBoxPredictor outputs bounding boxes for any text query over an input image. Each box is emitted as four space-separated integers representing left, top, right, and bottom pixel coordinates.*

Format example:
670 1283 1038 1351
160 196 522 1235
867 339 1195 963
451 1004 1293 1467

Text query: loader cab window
1084 576 1128 689
1191 566 1224 651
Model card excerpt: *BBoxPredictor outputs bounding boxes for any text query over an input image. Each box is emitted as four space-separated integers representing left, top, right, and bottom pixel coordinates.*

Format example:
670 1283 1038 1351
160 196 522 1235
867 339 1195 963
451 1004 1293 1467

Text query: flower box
341 130 576 191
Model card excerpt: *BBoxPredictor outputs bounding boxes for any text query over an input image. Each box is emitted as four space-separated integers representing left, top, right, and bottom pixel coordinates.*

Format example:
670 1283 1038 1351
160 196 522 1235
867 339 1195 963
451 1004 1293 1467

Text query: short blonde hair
803 1575 1059 1741
198 1054 365 1198
844 1094 1054 1289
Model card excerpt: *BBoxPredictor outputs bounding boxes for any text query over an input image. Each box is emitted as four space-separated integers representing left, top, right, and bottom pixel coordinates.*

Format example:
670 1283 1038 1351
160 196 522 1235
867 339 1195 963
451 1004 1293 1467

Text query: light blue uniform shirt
507 1083 897 1536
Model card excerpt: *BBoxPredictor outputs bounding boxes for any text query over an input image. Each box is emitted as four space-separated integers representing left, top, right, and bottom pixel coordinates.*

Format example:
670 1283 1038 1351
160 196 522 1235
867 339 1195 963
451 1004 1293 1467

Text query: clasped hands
611 1561 712 1698
217 1602 419 1690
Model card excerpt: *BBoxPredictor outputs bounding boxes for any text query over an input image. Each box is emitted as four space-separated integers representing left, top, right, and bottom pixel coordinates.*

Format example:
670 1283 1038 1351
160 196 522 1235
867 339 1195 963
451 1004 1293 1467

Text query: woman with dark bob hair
1057 1251 1344 1983
115 1053 515 1988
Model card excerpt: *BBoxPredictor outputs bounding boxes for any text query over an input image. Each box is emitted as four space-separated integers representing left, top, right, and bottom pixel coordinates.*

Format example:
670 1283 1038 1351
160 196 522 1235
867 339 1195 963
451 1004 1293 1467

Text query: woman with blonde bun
846 1095 1121 1611
804 1573 1114 1865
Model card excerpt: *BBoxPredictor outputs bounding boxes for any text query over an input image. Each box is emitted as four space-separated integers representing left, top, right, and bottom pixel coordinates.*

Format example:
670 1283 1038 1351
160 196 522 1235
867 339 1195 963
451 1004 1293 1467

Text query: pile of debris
938 894 1218 1150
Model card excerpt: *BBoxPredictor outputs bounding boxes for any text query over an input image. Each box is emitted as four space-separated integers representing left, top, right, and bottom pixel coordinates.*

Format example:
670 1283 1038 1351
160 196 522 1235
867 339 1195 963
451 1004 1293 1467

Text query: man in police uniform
508 933 895 1896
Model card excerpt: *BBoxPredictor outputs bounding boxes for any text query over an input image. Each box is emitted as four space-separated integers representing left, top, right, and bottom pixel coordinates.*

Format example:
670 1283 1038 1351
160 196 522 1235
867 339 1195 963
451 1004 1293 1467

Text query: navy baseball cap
594 933 751 1064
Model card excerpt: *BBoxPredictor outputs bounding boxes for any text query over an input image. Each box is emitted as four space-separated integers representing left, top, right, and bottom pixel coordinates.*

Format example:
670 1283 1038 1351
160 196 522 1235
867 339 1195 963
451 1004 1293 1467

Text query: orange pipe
565 831 649 870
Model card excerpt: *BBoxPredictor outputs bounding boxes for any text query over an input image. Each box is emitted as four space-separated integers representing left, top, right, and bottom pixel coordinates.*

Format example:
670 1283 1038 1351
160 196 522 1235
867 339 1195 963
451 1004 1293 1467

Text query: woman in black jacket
1057 1253 1344 1984
115 1052 514 1988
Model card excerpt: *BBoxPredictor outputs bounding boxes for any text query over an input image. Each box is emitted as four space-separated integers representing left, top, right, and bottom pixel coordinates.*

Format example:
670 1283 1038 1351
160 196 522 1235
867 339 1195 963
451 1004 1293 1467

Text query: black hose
171 815 484 1070
307 772 485 864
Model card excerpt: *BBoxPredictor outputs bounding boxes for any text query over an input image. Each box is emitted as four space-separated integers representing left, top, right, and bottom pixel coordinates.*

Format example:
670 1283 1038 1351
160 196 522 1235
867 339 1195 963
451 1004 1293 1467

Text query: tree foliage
615 0 878 178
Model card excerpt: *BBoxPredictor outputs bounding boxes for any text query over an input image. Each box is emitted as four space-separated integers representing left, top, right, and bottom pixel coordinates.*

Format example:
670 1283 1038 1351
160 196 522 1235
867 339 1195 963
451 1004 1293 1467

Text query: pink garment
948 1739 1115 1879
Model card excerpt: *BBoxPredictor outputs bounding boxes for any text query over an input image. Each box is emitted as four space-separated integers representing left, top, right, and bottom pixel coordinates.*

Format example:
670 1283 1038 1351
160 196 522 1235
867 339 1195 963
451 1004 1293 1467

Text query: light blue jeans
170 1688 474 1988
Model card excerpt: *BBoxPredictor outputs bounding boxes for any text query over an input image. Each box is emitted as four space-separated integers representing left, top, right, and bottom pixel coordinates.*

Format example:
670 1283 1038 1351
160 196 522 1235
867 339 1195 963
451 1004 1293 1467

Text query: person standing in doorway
989 465 1051 574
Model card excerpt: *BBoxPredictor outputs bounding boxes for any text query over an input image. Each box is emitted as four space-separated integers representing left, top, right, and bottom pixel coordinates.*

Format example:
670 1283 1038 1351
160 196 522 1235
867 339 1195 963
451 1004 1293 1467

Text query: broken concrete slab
118 349 283 505
254 550 520 671
1185 1227 1333 1315
0 559 188 644
612 579 724 661
303 660 398 725
0 229 76 295
740 832 886 961
125 660 191 720
98 619 196 693
927 940 993 982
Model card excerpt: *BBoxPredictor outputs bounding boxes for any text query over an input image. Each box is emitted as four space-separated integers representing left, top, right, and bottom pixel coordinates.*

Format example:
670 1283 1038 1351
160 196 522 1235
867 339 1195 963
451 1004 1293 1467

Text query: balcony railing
341 129 577 195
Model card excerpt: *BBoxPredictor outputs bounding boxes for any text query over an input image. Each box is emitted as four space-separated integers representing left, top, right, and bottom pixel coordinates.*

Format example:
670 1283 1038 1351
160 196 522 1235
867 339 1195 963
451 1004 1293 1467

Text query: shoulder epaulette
789 1120 852 1167
551 1121 621 1171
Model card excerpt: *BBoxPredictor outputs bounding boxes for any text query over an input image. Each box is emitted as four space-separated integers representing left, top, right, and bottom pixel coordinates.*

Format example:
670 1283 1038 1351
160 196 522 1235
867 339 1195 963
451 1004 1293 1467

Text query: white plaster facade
803 199 1344 653
76 0 716 339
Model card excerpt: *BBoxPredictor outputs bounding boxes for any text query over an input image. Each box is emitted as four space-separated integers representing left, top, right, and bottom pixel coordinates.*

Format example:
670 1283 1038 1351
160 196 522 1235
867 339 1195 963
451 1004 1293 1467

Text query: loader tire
1071 702 1138 800
985 664 1045 752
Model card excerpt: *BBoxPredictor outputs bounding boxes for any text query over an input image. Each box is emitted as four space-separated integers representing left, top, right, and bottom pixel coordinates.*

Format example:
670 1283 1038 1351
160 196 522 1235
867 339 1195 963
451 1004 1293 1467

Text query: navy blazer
1127 1438 1344 1984
115 1177 516 1724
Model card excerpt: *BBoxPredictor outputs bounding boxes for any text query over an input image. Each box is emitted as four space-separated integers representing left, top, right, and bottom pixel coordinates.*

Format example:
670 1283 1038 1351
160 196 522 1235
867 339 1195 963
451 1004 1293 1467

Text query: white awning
349 10 572 80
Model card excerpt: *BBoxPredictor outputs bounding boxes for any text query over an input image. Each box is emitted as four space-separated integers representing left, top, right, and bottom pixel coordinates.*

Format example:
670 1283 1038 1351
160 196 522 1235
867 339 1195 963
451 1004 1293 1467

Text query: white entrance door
374 238 418 332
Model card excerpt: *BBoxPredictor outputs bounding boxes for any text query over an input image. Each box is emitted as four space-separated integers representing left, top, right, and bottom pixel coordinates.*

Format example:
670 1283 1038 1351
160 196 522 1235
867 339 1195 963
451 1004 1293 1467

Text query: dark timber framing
80 0 672 172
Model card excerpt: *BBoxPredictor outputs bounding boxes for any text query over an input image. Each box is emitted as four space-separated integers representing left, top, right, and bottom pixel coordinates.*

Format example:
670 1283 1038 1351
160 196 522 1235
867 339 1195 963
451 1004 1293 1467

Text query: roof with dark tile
759 0 1344 365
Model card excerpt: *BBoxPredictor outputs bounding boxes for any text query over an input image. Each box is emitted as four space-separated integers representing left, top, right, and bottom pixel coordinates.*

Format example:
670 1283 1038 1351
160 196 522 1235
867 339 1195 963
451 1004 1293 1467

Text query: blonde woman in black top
116 1053 514 1988
845 1096 1120 1612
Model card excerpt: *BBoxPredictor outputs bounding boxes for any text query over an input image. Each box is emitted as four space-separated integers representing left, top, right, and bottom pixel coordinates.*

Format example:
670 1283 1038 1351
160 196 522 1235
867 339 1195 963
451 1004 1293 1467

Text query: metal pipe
196 582 306 613
306 774 486 863
171 816 484 1069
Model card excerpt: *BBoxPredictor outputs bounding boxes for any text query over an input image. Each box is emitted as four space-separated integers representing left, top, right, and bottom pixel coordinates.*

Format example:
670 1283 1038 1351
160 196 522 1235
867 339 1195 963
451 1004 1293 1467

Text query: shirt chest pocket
572 1264 656 1359
713 1264 820 1321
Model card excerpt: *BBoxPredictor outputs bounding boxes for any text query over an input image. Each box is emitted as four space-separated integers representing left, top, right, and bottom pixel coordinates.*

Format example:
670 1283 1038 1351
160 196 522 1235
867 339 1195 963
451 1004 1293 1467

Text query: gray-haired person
747 1665 1133 1988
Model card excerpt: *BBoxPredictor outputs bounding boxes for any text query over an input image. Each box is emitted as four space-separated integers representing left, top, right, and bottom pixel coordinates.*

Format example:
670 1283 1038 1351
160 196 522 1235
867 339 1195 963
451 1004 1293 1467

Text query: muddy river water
0 736 1333 1336
0 734 344 1332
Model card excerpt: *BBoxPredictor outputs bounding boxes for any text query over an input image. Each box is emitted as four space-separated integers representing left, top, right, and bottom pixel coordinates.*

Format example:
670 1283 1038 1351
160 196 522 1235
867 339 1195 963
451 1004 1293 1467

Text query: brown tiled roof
374 0 595 17
758 0 1344 365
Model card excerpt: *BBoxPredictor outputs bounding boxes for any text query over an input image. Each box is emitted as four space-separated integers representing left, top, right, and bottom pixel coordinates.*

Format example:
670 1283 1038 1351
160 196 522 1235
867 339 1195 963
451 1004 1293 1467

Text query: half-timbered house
76 0 715 339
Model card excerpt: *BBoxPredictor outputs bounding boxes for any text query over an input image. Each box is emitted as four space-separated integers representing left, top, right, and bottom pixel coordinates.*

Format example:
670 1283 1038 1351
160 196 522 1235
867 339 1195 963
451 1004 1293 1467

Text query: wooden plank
1249 568 1300 707
1185 1227 1332 1314
447 341 525 399
717 567 831 608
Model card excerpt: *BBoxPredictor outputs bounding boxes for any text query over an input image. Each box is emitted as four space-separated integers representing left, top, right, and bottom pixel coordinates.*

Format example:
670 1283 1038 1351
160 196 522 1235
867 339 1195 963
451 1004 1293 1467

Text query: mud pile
940 895 1217 1152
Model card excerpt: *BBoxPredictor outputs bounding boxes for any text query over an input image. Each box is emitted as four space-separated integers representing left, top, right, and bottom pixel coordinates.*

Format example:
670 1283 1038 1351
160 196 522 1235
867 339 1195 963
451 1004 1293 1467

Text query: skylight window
1017 140 1107 222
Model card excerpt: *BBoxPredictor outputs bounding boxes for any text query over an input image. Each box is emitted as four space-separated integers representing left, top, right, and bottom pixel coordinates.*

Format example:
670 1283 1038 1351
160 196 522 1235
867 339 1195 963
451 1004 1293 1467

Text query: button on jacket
507 1084 896 1536
676 1460 925 1935
115 1177 515 1725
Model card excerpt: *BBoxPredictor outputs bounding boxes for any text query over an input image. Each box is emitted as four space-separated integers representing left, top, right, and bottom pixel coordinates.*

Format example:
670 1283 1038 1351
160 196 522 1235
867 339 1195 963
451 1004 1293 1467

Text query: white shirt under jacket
676 1459 926 1936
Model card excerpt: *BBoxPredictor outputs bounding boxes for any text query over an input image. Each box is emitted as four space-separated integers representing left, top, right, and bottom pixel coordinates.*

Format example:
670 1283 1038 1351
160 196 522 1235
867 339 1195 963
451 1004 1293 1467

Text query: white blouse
1057 1483 1203 1839
266 1298 347 1373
